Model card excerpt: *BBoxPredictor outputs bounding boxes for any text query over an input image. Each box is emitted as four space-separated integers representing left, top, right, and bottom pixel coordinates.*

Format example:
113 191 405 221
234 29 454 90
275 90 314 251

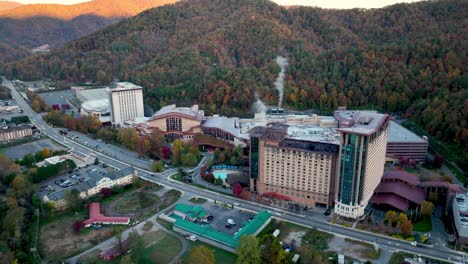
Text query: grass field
413 217 432 232
181 240 237 264
113 191 160 214
140 231 182 263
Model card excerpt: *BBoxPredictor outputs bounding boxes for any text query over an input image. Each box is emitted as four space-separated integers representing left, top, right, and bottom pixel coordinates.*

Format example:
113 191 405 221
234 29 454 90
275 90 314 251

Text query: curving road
3 77 463 264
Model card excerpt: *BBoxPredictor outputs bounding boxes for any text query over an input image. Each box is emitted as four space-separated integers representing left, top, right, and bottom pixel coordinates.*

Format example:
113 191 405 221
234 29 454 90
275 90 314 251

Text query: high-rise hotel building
333 110 390 218
107 82 145 126
248 110 390 218
249 123 340 208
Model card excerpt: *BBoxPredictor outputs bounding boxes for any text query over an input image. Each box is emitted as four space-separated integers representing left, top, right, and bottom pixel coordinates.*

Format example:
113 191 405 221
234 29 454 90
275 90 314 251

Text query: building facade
249 124 339 208
386 121 428 162
334 110 390 218
43 167 136 209
146 104 204 141
107 82 144 126
0 125 32 142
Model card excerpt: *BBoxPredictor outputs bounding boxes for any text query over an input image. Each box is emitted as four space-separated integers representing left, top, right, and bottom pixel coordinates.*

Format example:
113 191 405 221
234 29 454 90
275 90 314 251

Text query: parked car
324 209 331 216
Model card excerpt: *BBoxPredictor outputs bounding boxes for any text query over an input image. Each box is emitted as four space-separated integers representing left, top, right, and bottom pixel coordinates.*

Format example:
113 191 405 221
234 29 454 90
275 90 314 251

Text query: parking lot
193 202 255 236
4 138 67 160
37 163 115 196
38 90 80 111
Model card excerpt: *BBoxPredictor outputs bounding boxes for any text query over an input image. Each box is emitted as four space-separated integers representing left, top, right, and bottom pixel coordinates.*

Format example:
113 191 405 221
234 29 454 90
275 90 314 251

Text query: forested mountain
0 1 22 12
0 0 177 67
5 0 467 160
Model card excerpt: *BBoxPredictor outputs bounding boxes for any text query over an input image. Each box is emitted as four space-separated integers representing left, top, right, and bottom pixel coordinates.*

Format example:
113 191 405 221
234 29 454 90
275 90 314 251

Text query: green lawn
140 231 182 263
189 197 207 204
156 218 173 231
181 240 237 264
113 191 160 214
413 217 432 232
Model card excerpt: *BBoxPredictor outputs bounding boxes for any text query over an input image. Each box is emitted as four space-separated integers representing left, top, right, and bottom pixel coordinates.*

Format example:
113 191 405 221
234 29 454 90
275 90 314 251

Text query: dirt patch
40 213 114 262
283 231 305 247
328 236 380 261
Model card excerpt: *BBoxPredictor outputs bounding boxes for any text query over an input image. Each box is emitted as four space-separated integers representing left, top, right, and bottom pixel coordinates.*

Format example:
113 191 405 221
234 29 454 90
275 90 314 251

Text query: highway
2 77 461 263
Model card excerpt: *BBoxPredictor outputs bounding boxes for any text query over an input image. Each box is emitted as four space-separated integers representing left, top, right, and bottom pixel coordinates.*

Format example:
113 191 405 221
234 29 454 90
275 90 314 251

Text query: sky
14 0 423 9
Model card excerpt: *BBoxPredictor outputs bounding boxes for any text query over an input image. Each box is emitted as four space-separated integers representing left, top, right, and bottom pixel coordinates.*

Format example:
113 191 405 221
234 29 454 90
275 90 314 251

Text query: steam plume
253 92 267 115
274 56 288 108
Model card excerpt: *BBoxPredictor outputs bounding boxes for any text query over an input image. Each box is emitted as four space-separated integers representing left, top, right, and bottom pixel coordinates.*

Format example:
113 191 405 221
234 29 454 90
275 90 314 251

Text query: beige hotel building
249 124 340 208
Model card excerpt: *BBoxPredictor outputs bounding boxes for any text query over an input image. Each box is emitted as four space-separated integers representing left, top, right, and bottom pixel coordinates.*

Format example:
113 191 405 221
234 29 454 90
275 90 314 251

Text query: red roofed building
99 238 129 261
83 203 130 227
370 170 426 212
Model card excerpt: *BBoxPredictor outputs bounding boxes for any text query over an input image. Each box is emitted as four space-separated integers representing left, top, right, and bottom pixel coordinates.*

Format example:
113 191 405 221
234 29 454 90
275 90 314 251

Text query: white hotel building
107 82 144 126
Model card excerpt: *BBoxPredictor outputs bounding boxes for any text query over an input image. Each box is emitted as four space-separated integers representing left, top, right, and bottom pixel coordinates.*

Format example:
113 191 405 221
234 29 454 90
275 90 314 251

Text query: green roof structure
173 205 272 249
174 204 207 219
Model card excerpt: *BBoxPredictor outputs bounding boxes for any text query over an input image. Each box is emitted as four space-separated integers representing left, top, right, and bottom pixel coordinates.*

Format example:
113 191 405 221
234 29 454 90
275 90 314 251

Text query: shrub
72 221 85 233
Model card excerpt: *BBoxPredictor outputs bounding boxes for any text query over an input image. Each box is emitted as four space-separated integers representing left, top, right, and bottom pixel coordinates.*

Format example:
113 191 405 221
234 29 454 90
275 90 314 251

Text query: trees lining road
2 77 461 263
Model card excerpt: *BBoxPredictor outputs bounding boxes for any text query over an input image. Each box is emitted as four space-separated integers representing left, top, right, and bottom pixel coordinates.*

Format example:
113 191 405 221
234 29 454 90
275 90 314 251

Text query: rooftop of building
173 209 271 248
383 170 421 186
202 116 250 140
335 110 389 136
81 99 109 113
388 121 427 143
44 167 135 201
150 104 204 121
83 202 129 226
106 82 142 92
286 125 339 144
0 124 32 133
76 88 108 102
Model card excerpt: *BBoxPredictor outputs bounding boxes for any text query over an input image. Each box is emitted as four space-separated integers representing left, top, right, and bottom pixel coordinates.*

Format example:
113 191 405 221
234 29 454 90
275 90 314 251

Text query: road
3 77 461 263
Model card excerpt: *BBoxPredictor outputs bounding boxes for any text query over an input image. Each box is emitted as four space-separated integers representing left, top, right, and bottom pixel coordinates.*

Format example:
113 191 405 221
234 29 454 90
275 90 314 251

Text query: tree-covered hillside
5 0 467 163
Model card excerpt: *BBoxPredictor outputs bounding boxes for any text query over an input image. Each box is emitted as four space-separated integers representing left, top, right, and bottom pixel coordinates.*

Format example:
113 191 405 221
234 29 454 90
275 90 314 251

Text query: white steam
274 55 288 108
253 92 267 114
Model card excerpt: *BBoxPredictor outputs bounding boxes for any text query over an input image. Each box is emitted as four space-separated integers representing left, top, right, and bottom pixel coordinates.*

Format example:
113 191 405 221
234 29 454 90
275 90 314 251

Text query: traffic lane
3 78 459 262
141 173 455 262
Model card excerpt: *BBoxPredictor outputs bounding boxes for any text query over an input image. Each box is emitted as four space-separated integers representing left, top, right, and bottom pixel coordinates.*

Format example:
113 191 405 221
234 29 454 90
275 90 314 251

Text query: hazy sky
15 0 423 9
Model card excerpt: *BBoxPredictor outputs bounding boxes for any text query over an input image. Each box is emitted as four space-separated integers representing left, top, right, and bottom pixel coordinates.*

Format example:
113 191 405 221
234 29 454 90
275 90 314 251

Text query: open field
113 191 160 214
39 211 115 262
140 230 182 263
181 240 237 264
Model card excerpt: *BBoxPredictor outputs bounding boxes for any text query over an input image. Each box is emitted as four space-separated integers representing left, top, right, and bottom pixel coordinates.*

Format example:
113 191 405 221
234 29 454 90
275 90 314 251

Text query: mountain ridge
5 0 467 164
0 1 22 12
0 0 177 20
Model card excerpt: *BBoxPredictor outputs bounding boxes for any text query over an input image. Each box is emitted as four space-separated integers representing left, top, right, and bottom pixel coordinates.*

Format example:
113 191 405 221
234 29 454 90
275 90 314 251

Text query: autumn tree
400 220 413 236
189 246 215 264
136 136 150 157
118 128 139 150
172 139 184 165
42 148 51 158
151 160 165 172
420 201 435 218
232 183 243 197
236 235 261 264
64 189 81 210
259 234 287 264
149 130 165 158
385 210 397 225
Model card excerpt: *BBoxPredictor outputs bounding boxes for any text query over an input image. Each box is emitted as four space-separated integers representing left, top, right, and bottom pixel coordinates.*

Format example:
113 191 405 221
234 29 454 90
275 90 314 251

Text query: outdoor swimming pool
212 170 229 180
211 165 238 181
